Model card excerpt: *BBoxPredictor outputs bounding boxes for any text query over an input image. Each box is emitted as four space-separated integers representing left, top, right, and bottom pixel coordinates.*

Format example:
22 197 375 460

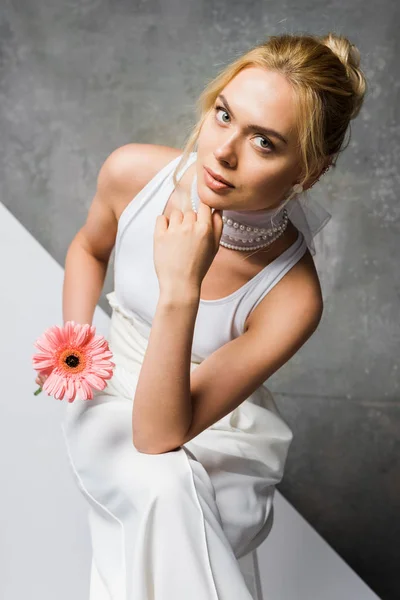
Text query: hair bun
320 33 367 120
348 44 361 68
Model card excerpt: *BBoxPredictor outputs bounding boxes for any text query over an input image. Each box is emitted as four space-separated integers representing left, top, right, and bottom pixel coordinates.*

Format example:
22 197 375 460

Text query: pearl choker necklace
190 173 289 252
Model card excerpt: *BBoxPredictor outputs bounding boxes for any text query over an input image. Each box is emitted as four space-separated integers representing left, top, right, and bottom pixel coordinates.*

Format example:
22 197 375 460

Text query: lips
204 166 234 188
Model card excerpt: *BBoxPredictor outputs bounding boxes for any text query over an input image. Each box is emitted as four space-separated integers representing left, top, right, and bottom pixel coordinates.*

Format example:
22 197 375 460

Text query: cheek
248 171 289 200
199 114 223 146
198 115 219 145
261 162 293 186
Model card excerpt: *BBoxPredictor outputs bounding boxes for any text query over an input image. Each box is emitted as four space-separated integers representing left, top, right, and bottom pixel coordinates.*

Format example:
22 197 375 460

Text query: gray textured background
2 1 399 598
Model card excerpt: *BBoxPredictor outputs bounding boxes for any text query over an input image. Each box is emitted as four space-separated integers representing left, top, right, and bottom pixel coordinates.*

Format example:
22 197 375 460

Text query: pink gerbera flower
32 321 115 402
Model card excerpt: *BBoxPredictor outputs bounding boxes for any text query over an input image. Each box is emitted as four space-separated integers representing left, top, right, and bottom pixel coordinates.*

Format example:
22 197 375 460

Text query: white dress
61 152 305 599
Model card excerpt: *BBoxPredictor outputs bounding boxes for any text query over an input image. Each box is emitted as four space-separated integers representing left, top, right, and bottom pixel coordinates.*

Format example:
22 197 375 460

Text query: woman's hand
153 198 223 297
35 375 48 387
35 373 49 388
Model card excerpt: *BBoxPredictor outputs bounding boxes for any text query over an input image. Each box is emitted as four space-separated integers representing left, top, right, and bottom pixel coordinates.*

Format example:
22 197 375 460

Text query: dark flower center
65 354 80 368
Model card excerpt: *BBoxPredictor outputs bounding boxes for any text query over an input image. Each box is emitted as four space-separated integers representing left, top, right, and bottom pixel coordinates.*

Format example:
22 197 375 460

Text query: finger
182 209 197 224
196 196 212 223
154 214 168 234
212 209 224 247
167 208 184 228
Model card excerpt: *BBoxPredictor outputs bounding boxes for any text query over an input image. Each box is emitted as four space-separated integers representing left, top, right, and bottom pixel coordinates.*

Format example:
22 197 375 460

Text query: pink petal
92 359 115 367
53 377 67 400
73 323 92 347
89 367 114 378
88 334 107 348
64 321 77 344
77 378 93 401
66 378 78 402
33 339 54 354
32 355 57 370
45 326 64 347
88 346 109 358
84 373 107 390
43 372 60 397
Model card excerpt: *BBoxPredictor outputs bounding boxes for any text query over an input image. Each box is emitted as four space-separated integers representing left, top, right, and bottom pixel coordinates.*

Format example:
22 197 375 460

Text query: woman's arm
132 286 200 454
62 143 174 326
131 196 223 453
63 238 110 326
62 147 127 326
132 267 323 455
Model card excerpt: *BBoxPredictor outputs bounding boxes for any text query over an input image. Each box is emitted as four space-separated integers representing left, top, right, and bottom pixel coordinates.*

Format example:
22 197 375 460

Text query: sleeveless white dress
61 152 308 599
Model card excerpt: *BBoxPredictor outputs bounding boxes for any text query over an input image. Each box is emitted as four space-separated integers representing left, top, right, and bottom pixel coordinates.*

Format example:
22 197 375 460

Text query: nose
213 142 237 169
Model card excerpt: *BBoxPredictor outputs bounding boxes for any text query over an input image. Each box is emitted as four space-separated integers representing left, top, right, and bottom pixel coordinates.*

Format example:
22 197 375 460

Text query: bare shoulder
76 143 181 261
99 143 182 221
246 249 324 336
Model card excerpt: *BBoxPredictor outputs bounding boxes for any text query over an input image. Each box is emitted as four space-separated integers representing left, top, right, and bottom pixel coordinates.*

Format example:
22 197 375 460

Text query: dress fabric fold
61 291 294 599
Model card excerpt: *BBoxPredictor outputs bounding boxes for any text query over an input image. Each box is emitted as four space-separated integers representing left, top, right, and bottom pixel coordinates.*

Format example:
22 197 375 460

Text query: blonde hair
172 32 367 218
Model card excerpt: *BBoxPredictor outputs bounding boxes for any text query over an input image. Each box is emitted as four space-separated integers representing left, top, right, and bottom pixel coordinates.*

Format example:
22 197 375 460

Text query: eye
214 105 274 153
215 105 230 124
254 136 274 152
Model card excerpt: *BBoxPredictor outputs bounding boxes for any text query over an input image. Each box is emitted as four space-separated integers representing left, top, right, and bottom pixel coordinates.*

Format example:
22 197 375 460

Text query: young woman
47 32 367 599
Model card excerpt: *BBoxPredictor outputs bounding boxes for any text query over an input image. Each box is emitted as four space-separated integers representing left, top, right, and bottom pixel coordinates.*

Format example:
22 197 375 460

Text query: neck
191 173 290 252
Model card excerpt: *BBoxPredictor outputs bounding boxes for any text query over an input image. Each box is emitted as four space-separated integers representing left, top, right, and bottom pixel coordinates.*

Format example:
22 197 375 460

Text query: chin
200 197 224 212
198 184 229 210
197 185 216 207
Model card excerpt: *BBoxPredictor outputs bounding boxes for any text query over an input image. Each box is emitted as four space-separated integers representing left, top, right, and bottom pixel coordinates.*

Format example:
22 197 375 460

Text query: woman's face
196 66 304 212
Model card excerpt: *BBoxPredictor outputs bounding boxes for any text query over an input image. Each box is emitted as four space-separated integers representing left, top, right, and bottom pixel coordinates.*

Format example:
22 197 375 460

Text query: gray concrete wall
2 1 398 598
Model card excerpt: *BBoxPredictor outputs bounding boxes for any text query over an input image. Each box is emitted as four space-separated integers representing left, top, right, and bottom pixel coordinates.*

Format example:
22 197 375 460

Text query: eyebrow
217 94 289 145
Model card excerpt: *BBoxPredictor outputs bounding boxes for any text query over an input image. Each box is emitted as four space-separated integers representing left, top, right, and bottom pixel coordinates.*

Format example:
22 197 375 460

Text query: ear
302 158 333 192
